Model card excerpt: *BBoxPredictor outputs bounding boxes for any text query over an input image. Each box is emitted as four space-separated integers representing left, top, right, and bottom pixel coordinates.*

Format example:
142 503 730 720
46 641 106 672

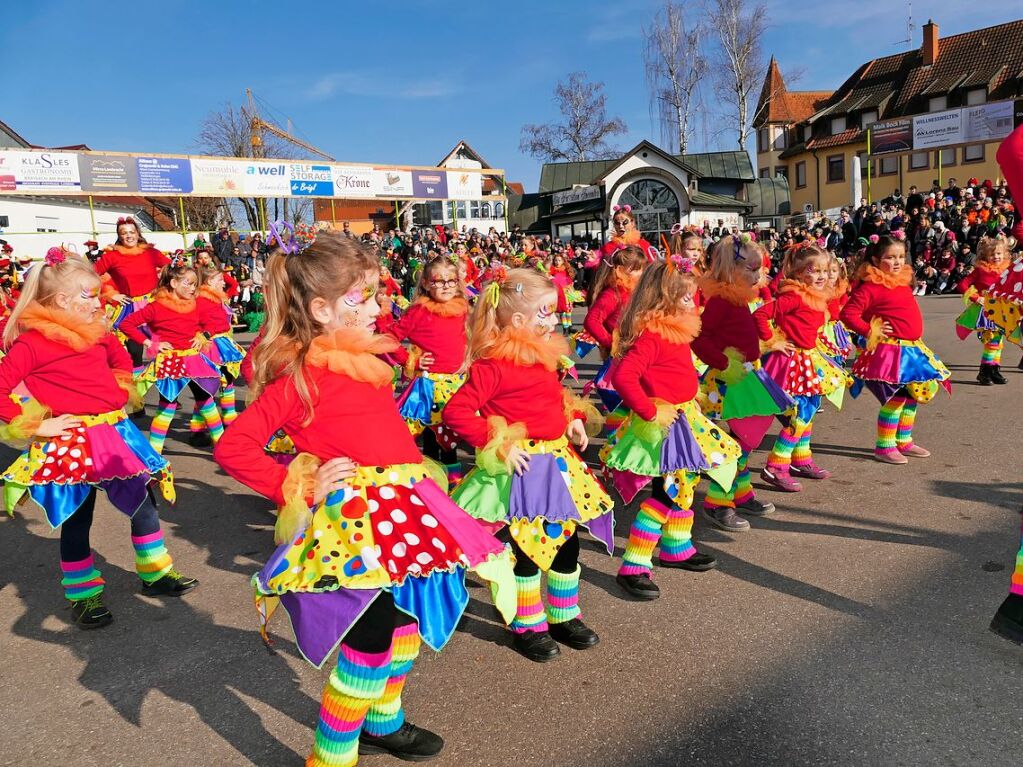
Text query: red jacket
840 269 923 341
0 309 131 420
214 341 422 506
958 263 1006 297
94 244 169 298
385 298 467 375
196 288 232 335
753 286 828 350
612 323 699 421
120 293 202 350
584 286 630 350
691 293 760 369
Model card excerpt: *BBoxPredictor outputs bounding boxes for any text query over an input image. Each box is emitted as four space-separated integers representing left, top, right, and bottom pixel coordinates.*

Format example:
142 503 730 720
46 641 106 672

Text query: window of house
481 202 492 218
796 161 807 188
759 168 771 178
909 152 929 170
772 128 787 151
774 166 788 179
830 116 846 135
856 150 873 178
470 201 481 218
455 201 467 220
797 125 806 143
35 216 58 233
928 95 948 112
936 147 956 167
494 202 504 217
826 154 845 183
963 143 985 162
861 110 878 128
966 88 987 105
879 156 899 175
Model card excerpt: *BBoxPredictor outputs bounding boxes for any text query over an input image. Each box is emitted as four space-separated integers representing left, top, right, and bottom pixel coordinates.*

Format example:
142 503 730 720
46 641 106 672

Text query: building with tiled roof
754 18 1023 213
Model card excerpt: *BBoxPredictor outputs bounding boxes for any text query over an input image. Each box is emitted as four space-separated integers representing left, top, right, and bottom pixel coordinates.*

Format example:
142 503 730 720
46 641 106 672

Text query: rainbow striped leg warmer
618 499 669 577
219 382 238 426
792 421 814 467
364 623 421 737
1010 522 1023 598
560 312 573 331
705 450 753 510
60 554 105 602
660 473 699 563
510 572 548 634
876 396 905 458
896 398 918 450
149 400 179 454
982 333 1004 366
307 643 393 767
132 530 173 584
197 397 225 444
767 418 807 471
546 566 582 624
188 404 204 434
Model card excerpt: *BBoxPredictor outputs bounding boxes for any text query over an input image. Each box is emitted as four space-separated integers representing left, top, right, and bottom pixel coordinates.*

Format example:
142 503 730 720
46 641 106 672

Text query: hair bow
733 233 751 262
612 204 632 214
44 247 66 267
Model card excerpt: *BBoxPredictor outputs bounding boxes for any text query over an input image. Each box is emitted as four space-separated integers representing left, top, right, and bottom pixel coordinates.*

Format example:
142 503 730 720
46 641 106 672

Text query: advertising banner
446 169 482 200
78 154 138 192
868 118 913 156
191 158 247 195
242 161 291 196
0 150 81 192
963 100 1014 143
373 168 413 197
333 165 376 198
136 156 193 194
289 163 333 195
411 170 448 199
913 109 963 150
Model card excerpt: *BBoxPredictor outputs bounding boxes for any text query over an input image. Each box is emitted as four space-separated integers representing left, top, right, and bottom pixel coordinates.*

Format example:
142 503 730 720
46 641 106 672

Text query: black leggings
125 339 145 369
422 427 457 466
502 529 580 577
343 591 417 653
59 487 161 562
650 476 671 507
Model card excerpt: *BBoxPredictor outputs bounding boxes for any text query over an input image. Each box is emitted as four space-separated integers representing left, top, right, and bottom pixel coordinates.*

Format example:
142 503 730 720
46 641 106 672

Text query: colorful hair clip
612 204 632 214
670 223 684 236
669 254 697 273
483 280 501 308
44 247 66 267
116 216 137 226
170 254 188 268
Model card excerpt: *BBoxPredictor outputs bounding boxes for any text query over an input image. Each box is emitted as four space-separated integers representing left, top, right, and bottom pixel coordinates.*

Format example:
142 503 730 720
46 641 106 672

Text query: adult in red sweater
214 234 511 765
589 206 656 266
445 269 613 663
120 264 224 454
692 236 790 527
0 253 192 630
841 236 950 464
388 256 469 485
600 261 738 601
754 244 845 492
954 234 1011 384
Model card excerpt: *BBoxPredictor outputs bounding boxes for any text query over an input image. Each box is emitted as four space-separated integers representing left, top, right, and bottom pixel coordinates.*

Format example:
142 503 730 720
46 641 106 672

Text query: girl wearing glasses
384 256 470 488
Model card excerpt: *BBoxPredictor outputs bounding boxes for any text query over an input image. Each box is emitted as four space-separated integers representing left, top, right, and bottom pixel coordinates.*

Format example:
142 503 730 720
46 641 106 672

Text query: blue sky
4 0 1023 191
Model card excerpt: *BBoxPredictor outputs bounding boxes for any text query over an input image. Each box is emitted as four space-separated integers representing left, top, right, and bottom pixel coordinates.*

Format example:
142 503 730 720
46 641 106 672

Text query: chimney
923 19 939 66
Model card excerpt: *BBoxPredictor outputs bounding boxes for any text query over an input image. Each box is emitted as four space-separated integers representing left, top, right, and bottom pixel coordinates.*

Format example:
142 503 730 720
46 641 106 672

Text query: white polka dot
420 514 438 528
409 496 424 506
368 499 379 513
360 546 380 570
57 447 68 456
391 509 407 523
1014 262 1023 272
407 563 423 575
392 542 407 557
416 552 433 565
709 451 725 464
432 537 446 552
291 566 301 574
708 391 720 404
67 462 79 471
379 487 396 500
1015 282 1022 293
404 532 420 545
389 471 400 482
69 449 81 458
388 561 398 574
377 520 394 536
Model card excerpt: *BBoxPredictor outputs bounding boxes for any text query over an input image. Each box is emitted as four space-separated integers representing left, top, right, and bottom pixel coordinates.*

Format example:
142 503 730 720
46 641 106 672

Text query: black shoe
141 569 199 597
359 721 444 761
702 506 751 532
188 431 213 447
659 552 718 572
977 366 993 386
69 593 113 630
616 572 660 600
990 593 1023 644
736 498 776 516
1018 356 1023 371
512 629 561 662
990 365 1008 384
548 618 600 649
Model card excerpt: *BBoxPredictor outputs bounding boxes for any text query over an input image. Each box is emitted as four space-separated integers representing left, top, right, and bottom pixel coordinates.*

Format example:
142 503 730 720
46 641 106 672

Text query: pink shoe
874 448 909 465
760 465 802 492
898 443 930 458
790 461 832 480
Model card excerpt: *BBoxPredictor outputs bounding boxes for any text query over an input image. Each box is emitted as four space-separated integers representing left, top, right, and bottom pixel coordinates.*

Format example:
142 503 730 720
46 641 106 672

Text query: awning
551 197 604 217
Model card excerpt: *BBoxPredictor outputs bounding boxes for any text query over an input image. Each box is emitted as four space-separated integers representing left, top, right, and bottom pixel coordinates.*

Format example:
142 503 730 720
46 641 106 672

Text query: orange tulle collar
154 289 196 314
830 278 850 301
485 326 568 372
779 280 830 312
305 328 399 387
698 275 759 306
975 260 1009 275
610 229 642 247
198 285 228 304
108 244 151 256
858 264 914 289
19 302 106 351
415 295 468 318
638 309 701 345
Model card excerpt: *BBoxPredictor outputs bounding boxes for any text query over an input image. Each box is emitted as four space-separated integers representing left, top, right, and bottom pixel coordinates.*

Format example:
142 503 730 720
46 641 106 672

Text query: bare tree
707 0 769 150
645 2 707 154
520 72 628 162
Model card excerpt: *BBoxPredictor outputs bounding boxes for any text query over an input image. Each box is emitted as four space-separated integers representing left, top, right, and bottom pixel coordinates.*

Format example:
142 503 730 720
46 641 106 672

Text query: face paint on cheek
343 283 376 307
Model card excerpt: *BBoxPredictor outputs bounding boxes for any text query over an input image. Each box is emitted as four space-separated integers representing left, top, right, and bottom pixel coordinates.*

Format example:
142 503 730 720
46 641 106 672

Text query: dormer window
861 110 878 128
966 88 987 105
830 116 846 135
928 95 947 112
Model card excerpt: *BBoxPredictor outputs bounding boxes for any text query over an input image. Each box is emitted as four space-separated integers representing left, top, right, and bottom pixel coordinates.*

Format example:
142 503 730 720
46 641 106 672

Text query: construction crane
246 89 334 161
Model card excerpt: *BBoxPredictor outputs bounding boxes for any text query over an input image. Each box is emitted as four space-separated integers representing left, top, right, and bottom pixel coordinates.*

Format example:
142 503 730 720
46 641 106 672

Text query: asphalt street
1 297 1021 767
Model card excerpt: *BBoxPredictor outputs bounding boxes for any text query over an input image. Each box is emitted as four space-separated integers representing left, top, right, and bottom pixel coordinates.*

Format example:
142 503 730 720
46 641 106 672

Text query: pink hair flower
44 247 66 267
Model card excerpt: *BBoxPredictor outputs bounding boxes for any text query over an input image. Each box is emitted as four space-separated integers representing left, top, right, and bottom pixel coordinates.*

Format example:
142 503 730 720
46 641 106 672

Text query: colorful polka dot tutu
762 347 846 398
453 434 615 571
984 260 1023 346
600 399 741 504
397 371 466 446
850 337 951 404
206 332 246 379
135 347 222 402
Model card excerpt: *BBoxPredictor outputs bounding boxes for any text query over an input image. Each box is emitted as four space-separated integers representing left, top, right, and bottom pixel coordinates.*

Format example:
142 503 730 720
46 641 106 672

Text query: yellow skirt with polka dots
453 435 615 570
398 372 466 439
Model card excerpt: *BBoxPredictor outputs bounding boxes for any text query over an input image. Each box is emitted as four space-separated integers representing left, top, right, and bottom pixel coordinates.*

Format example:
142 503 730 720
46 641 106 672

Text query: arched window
615 179 681 243
494 202 504 217
481 202 492 218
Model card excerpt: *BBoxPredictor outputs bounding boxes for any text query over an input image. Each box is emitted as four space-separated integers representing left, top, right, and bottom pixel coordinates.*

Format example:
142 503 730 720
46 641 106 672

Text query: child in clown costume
214 232 514 766
841 235 951 465
601 258 740 601
955 234 1012 386
0 251 187 630
818 253 853 367
444 268 614 664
